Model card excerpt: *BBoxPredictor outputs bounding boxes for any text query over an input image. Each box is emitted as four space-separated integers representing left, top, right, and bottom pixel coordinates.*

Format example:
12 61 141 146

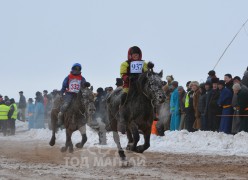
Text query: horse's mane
68 89 85 114
128 70 155 96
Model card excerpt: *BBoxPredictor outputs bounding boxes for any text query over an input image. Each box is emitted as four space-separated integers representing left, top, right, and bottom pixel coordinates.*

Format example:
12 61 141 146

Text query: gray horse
49 83 96 153
107 69 166 160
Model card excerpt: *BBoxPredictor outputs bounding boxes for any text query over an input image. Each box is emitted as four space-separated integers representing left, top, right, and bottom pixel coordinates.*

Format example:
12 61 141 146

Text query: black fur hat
36 91 42 96
208 70 216 76
205 81 212 86
10 98 15 103
233 76 241 81
211 78 219 84
186 81 191 87
224 73 232 79
115 78 123 86
218 80 225 86
200 83 205 89
97 87 104 93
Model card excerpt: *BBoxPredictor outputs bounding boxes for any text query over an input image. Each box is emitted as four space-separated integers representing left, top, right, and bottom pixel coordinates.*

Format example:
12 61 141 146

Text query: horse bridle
79 90 94 118
140 73 158 108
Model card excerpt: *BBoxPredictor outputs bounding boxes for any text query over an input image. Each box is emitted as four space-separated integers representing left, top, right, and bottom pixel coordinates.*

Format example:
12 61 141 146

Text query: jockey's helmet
71 63 82 71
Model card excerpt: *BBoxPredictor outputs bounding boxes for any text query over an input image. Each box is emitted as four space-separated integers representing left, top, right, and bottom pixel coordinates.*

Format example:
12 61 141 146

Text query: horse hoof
126 145 131 151
118 150 126 161
60 147 67 152
69 148 74 153
76 143 83 149
121 156 127 161
130 147 136 152
135 146 144 153
49 139 55 146
120 159 130 167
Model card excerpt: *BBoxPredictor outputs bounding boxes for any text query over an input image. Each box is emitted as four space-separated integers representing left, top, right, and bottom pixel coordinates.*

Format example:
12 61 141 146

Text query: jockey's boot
57 112 64 126
119 93 127 134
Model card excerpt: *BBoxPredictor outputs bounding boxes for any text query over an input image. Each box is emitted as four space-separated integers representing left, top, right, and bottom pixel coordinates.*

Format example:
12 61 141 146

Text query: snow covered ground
1 120 248 157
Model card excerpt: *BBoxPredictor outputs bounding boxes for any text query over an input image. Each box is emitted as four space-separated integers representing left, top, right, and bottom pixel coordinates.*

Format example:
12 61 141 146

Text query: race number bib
130 61 144 73
69 79 81 93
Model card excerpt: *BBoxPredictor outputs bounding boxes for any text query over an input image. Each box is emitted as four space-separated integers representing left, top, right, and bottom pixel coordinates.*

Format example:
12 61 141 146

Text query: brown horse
49 84 96 153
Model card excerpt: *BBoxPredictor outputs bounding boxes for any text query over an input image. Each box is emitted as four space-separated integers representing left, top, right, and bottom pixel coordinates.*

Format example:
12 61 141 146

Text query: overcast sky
1 0 248 101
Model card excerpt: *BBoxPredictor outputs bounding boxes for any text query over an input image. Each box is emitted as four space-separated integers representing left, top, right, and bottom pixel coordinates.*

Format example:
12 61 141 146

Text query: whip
213 18 248 70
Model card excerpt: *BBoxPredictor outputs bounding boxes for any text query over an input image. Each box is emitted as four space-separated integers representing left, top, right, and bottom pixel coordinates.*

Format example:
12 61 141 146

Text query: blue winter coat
33 102 45 129
27 103 35 129
170 88 181 130
218 87 233 134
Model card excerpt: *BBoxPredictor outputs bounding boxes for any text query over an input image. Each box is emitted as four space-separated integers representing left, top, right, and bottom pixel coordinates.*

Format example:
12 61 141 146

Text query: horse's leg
67 129 74 153
110 113 126 160
61 129 73 153
135 130 151 153
98 121 107 145
113 131 126 161
130 124 140 152
76 125 87 149
126 127 134 150
49 110 57 146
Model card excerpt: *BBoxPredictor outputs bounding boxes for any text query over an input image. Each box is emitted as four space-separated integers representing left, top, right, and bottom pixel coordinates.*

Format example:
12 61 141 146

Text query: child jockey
57 63 86 126
119 46 154 133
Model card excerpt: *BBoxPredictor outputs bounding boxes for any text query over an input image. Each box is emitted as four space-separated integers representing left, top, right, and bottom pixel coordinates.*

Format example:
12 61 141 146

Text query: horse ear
146 71 152 78
82 82 91 88
90 86 93 91
158 70 163 78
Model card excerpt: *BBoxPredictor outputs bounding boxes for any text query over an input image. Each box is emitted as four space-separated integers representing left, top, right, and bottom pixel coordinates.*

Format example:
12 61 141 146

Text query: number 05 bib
130 61 144 73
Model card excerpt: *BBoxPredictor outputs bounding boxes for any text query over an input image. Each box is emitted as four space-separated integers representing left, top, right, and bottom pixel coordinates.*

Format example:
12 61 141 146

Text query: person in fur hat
241 67 248 87
217 80 233 134
233 83 248 132
206 70 217 83
115 78 123 88
205 78 222 131
224 73 233 92
199 83 207 130
191 81 201 130
170 81 180 130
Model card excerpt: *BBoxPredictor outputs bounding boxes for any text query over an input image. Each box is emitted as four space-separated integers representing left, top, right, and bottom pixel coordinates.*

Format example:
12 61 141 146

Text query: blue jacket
61 74 86 94
34 102 45 129
170 87 180 114
218 87 233 107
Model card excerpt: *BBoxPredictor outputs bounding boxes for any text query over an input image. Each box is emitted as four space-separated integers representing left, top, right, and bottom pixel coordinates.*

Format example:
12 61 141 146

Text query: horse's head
141 70 166 105
79 82 96 116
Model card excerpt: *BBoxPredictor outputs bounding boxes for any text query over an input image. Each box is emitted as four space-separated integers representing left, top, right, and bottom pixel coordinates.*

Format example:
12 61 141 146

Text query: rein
79 109 86 119
138 73 156 108
77 89 93 119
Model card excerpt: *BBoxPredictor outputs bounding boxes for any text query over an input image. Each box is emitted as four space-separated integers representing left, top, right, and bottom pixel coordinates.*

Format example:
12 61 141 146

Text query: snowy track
1 121 248 179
